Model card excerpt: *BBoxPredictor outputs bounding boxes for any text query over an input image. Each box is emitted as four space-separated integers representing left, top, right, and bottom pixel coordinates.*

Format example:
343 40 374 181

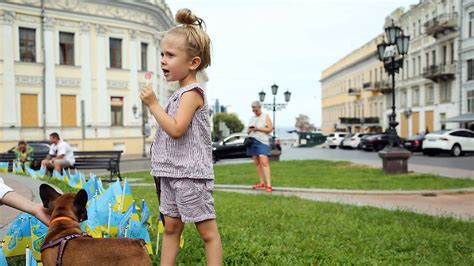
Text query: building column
129 30 139 126
80 22 93 126
44 17 59 127
2 11 17 128
95 24 110 127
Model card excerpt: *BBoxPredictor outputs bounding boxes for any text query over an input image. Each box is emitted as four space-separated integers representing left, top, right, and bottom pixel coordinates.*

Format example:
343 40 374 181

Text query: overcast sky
164 0 417 129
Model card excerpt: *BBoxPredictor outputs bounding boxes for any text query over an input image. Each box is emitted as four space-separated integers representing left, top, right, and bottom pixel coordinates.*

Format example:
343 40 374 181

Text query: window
413 22 416 37
109 38 122 68
467 90 474 113
412 87 420 106
412 58 416 77
425 52 429 68
141 43 148 71
450 42 454 64
111 97 124 126
470 12 474 37
406 60 409 78
59 32 74 65
440 113 446 130
468 60 474 81
60 95 77 127
439 81 451 103
425 85 434 104
442 45 447 65
418 56 421 76
400 89 407 107
19 27 36 62
418 19 421 35
374 68 378 82
432 50 436 65
21 94 38 127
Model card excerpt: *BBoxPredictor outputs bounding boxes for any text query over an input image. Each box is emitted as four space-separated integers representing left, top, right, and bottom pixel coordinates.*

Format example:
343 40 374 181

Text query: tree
213 112 244 139
295 114 316 132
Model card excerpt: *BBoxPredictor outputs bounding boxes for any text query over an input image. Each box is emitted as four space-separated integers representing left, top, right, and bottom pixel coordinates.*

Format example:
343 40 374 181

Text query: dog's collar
49 216 77 227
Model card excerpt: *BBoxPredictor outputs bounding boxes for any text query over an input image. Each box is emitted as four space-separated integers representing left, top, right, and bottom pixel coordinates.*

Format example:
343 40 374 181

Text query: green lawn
10 178 473 265
129 186 473 265
120 160 474 190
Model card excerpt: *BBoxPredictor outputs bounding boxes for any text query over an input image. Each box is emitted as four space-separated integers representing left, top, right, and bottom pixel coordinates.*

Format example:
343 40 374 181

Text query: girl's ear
189 56 202 71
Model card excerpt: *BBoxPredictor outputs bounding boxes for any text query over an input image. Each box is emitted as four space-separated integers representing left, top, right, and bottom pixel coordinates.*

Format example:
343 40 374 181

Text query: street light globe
396 33 410 56
284 90 291 102
271 83 279 96
377 41 387 61
385 21 401 45
132 104 138 116
259 90 266 102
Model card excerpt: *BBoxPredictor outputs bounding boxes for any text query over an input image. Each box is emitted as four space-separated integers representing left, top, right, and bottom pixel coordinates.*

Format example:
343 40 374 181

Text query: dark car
212 133 281 163
2 141 51 169
361 134 390 151
402 134 425 152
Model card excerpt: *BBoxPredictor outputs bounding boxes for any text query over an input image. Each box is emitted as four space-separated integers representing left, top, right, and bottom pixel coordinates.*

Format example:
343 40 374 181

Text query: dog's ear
74 189 88 222
39 184 61 209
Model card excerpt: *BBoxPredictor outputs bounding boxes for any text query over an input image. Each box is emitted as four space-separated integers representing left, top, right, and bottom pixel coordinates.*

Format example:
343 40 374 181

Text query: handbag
243 137 254 148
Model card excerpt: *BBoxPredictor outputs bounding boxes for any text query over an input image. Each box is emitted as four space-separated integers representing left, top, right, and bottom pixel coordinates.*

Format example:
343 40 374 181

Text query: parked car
344 133 372 149
325 132 347 149
360 134 390 151
402 134 425 153
422 129 474 157
340 134 354 149
212 133 281 163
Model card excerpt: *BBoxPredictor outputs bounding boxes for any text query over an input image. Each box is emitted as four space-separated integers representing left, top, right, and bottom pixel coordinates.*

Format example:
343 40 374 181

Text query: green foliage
122 160 474 190
213 112 244 139
131 187 474 265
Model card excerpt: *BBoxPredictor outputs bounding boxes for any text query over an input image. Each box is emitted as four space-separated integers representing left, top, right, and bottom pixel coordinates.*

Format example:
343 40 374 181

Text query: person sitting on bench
41 132 75 173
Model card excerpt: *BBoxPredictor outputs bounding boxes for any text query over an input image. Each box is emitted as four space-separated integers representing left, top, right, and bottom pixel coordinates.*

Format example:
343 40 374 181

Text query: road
115 146 473 179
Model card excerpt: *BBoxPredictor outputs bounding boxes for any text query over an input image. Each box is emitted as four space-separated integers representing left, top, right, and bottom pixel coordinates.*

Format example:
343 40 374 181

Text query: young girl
140 8 222 265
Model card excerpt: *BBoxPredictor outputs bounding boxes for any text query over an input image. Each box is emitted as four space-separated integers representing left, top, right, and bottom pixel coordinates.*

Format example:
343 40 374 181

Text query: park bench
69 150 123 182
0 150 123 182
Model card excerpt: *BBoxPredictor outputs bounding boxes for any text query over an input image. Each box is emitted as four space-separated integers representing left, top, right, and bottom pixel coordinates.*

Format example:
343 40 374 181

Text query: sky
164 0 418 130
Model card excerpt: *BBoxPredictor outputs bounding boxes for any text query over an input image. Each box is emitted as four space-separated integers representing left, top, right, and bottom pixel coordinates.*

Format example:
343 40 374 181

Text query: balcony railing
339 117 380 125
422 63 456 82
424 13 458 38
372 80 391 93
348 88 361 96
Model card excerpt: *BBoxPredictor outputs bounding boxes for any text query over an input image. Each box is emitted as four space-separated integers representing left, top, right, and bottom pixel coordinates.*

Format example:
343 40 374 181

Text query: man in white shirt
41 132 75 173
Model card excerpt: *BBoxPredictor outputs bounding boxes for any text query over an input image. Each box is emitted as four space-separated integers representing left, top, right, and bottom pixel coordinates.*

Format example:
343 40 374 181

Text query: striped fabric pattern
150 83 214 179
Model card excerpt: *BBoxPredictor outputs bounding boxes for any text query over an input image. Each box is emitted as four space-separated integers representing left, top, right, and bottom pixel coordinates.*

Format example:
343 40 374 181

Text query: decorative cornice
1 10 15 25
80 22 90 34
107 80 129 89
57 78 81 88
129 29 138 40
96 24 107 36
16 75 43 86
43 17 56 31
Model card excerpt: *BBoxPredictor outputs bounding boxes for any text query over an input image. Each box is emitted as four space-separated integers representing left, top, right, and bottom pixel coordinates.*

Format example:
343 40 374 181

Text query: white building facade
0 0 175 153
383 0 462 138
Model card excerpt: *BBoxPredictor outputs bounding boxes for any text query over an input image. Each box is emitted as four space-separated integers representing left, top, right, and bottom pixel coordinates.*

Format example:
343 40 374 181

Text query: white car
345 133 372 149
325 132 347 149
422 129 474 157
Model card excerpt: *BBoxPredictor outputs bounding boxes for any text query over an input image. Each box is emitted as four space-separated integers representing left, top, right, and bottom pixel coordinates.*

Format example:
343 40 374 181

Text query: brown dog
39 184 151 266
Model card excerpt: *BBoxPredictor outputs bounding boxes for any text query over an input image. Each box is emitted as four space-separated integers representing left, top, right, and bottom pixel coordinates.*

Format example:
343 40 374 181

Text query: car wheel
329 146 336 149
450 144 462 157
212 155 218 164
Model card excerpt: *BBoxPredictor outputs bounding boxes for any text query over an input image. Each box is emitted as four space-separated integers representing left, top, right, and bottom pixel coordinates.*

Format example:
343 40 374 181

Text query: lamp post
377 20 412 174
132 102 149 158
258 83 291 139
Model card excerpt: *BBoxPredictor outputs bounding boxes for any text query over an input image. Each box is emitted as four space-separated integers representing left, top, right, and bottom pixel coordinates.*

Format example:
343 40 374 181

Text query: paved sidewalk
0 173 60 239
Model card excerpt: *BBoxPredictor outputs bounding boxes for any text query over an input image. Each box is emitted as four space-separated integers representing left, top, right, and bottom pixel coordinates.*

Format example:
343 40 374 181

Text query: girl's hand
140 86 158 107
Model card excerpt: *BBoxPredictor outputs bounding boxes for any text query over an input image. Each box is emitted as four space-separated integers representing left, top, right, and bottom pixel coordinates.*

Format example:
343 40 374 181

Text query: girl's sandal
252 183 266 189
266 186 273 192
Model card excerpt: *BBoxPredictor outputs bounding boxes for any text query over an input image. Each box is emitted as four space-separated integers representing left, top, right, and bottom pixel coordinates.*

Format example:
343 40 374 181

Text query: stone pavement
0 173 60 239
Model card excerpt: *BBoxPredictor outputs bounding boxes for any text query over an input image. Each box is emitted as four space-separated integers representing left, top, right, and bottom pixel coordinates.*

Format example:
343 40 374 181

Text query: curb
128 182 474 196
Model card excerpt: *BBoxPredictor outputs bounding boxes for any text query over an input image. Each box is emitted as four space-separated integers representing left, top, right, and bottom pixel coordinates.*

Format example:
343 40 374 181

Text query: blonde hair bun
175 8 205 29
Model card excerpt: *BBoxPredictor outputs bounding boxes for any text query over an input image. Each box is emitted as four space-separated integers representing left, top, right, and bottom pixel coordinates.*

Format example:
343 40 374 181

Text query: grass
8 178 474 265
120 160 474 190
130 186 473 265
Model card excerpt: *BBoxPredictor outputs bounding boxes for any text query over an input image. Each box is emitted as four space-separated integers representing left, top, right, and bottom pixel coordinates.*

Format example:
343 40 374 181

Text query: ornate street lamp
258 83 291 139
377 20 412 174
132 103 149 158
